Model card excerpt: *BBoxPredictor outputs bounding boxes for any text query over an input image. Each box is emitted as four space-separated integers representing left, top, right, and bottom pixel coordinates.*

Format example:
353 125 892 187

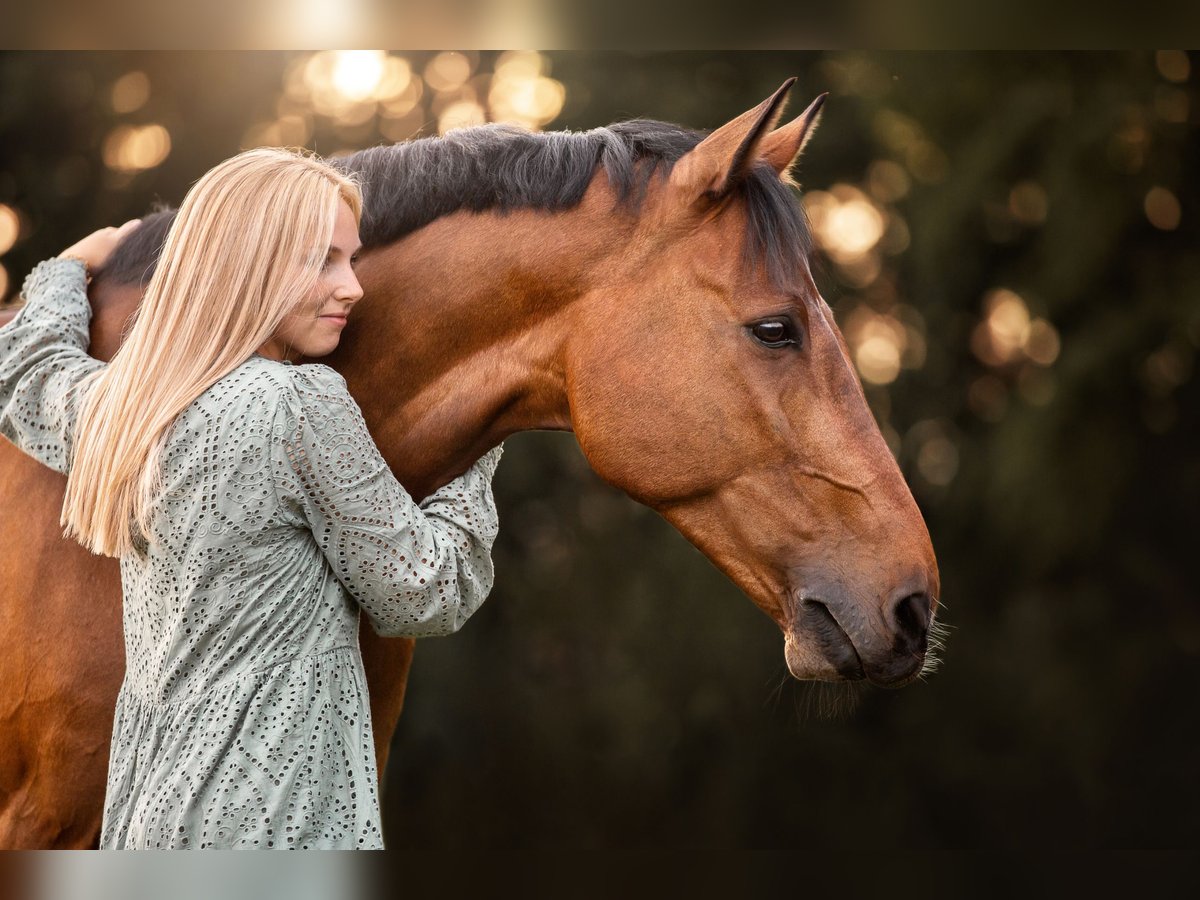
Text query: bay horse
0 79 939 848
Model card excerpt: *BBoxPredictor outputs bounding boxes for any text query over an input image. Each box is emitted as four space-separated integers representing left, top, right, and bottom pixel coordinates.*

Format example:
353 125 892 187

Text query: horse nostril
891 591 931 653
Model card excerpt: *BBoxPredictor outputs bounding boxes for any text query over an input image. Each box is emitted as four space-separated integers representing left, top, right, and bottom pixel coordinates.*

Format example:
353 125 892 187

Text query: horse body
0 82 939 848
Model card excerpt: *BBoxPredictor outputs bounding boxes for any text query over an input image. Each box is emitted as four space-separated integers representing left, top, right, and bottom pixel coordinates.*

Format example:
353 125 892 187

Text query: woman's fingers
58 218 143 270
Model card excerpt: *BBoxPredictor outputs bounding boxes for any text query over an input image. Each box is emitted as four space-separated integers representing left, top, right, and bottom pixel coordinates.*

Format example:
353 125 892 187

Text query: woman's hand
58 218 142 271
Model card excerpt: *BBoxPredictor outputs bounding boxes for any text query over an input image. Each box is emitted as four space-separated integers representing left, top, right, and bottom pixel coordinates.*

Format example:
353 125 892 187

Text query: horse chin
783 629 866 683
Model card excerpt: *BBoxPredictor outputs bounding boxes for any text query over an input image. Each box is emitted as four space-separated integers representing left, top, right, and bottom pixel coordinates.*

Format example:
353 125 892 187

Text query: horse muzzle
783 587 934 688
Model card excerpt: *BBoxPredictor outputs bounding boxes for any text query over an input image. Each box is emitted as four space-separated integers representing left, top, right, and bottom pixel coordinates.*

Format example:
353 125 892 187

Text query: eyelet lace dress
0 257 504 849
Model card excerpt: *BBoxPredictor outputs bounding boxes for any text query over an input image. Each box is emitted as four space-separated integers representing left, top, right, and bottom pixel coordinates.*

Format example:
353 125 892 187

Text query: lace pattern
0 258 503 849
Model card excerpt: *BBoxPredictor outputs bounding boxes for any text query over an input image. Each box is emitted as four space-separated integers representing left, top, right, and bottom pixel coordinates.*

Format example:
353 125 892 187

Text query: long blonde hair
62 147 363 558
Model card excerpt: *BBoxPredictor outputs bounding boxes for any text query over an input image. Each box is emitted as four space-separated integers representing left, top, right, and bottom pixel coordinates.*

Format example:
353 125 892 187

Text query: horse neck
326 182 625 500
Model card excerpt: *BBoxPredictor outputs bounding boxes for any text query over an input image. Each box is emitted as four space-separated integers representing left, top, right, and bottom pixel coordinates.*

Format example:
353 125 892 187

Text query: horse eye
750 319 797 348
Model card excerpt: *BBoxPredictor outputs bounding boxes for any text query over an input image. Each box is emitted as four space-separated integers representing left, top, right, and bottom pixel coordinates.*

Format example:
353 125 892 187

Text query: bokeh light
425 51 473 94
841 303 927 386
0 204 20 255
970 288 1061 369
438 100 488 134
805 184 889 288
1156 50 1191 83
1145 186 1182 230
102 124 171 173
331 50 387 101
488 51 565 129
257 51 565 149
109 71 150 114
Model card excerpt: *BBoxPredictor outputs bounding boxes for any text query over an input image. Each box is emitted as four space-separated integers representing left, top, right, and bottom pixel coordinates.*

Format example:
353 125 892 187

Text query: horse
0 79 939 848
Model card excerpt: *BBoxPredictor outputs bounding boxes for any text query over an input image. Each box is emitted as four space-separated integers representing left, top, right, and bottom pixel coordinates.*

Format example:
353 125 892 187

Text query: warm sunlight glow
425 52 473 93
110 71 150 114
0 205 19 255
804 185 886 265
102 124 171 172
970 288 1061 369
438 100 487 134
331 51 387 101
488 51 564 129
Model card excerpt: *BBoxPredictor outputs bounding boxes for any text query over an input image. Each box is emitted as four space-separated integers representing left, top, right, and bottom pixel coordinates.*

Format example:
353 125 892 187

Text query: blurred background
1 51 1196 848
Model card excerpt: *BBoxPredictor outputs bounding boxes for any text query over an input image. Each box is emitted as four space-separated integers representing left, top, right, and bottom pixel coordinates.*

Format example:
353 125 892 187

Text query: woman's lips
319 314 348 326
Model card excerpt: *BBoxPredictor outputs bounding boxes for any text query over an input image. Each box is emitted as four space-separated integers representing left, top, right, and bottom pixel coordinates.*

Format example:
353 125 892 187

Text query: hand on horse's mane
57 218 142 275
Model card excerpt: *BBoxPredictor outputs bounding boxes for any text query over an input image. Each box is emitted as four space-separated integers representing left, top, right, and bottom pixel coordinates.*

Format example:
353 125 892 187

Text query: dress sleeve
0 257 104 475
270 363 504 639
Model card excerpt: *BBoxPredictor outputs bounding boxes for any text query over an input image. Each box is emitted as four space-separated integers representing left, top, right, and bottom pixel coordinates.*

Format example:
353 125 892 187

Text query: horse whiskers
791 679 864 722
919 616 952 680
763 664 791 713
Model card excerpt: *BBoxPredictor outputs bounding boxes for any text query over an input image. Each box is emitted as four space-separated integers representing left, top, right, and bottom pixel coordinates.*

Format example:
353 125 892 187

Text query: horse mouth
785 599 865 681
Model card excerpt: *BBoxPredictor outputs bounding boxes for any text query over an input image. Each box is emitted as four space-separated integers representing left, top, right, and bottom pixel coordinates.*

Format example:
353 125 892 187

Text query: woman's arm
0 257 103 474
271 364 503 639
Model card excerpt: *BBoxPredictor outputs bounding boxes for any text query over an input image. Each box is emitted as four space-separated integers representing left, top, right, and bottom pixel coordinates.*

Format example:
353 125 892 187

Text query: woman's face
258 198 363 362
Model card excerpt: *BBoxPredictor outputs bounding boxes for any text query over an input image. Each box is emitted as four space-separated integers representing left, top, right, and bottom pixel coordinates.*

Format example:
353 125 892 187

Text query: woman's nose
341 274 364 303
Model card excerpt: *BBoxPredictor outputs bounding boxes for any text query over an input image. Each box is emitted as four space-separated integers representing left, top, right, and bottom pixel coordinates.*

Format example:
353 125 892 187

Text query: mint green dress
0 257 504 849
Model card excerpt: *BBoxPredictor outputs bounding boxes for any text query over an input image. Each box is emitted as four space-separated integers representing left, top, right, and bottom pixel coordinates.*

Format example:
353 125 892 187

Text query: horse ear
669 77 797 201
759 93 828 184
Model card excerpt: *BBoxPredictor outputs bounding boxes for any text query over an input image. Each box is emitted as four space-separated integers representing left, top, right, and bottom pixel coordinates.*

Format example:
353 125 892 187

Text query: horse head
564 80 940 687
74 81 941 690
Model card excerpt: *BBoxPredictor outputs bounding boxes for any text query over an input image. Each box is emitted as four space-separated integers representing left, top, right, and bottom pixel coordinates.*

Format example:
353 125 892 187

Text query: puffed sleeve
0 257 104 474
269 363 503 638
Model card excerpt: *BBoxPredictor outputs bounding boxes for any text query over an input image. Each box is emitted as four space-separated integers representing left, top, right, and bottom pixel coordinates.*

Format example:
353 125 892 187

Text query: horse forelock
102 120 814 293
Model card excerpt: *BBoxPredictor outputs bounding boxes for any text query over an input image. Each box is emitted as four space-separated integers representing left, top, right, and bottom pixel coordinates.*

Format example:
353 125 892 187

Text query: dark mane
105 120 812 291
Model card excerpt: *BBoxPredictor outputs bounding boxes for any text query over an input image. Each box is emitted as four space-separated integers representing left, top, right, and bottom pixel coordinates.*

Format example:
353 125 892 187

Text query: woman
0 147 503 849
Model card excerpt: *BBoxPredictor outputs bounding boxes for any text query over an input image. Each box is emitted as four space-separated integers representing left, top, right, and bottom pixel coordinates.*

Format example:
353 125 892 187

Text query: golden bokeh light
971 288 1061 369
425 52 473 94
856 332 903 385
431 84 481 118
376 56 414 101
1026 319 1061 366
331 50 387 101
381 77 424 118
0 204 20 255
101 124 171 173
1156 50 1191 83
438 100 488 134
274 51 568 144
986 289 1031 355
842 305 925 386
110 71 150 114
804 184 887 279
1144 186 1181 230
495 50 546 78
489 51 564 129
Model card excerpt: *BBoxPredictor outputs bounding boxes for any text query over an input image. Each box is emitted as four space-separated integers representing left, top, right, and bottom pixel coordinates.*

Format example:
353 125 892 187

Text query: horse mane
103 120 813 291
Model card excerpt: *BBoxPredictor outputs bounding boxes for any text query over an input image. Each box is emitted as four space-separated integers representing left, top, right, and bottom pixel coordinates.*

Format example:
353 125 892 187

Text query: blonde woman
0 147 503 849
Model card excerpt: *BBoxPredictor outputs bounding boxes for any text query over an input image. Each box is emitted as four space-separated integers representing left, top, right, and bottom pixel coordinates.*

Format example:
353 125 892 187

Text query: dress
0 257 503 849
